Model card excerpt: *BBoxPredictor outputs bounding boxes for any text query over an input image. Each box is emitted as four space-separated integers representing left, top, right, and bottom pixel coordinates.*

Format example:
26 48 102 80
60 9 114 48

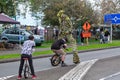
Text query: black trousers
18 54 35 76
81 37 84 43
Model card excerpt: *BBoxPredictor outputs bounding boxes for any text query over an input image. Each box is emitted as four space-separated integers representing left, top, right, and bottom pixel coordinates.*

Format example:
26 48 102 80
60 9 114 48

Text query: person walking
100 30 105 44
17 35 37 80
57 10 80 64
51 37 68 67
80 30 84 45
104 29 110 43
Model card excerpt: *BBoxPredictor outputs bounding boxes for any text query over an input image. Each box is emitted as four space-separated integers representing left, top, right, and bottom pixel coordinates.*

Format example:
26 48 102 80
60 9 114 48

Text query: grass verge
0 40 120 60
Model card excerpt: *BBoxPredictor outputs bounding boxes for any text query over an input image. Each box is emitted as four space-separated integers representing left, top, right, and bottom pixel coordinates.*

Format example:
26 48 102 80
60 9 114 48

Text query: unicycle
50 47 69 66
23 58 31 79
50 53 62 66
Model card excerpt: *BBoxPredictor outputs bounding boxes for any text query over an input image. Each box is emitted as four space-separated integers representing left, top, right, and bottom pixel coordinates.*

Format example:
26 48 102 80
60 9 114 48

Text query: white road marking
0 59 98 80
59 59 98 80
99 72 120 80
0 75 15 80
0 66 59 80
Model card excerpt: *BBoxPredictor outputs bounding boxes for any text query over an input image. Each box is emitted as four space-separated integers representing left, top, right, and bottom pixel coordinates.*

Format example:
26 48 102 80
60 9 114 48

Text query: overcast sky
17 15 36 26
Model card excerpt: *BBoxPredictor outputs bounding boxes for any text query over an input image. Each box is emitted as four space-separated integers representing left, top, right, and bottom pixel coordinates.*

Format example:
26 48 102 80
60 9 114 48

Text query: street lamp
13 1 17 27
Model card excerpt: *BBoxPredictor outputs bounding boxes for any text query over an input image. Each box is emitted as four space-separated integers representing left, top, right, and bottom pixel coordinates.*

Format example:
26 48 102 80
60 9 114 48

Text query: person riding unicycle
51 37 68 67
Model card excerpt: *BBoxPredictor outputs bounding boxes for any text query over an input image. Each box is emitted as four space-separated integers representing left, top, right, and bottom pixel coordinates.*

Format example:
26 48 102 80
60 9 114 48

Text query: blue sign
104 13 120 24
18 35 24 40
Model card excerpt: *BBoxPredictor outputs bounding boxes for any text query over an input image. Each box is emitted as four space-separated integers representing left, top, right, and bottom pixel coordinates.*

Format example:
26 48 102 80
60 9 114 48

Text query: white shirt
21 40 35 55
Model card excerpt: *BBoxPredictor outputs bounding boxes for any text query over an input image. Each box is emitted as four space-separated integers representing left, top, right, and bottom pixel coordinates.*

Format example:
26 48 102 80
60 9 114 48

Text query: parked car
0 27 43 46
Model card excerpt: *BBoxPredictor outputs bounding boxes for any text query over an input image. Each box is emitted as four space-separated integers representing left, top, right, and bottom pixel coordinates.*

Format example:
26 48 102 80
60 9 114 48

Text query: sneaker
74 61 80 64
17 76 22 80
32 75 37 79
61 63 68 67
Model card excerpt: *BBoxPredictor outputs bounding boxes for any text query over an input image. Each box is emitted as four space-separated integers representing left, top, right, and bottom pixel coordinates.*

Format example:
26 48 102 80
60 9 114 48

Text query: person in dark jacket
104 29 110 43
51 37 68 67
80 31 84 45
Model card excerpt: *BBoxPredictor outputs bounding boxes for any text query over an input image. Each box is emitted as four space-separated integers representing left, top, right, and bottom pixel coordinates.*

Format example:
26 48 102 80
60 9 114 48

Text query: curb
0 46 120 64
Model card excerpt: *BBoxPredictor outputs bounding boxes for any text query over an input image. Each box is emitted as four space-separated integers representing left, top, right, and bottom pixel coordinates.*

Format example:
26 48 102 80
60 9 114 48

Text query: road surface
0 47 120 80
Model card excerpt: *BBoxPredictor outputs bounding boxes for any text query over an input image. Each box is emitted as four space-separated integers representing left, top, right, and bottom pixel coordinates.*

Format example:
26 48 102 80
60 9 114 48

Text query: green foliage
0 40 120 60
27 0 97 28
41 0 96 28
0 0 98 28
36 42 51 48
0 0 17 16
33 50 53 56
0 54 20 60
77 40 120 50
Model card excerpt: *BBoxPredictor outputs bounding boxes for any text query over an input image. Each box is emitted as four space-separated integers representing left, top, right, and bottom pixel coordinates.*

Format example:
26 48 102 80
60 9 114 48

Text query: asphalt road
83 55 120 80
1 47 120 80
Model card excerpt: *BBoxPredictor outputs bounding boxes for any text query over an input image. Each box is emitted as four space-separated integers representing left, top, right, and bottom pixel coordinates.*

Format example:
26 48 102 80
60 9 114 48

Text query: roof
0 13 20 24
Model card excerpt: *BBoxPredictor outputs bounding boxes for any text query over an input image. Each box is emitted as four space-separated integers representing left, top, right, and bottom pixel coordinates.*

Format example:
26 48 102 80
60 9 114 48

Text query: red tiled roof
0 13 20 24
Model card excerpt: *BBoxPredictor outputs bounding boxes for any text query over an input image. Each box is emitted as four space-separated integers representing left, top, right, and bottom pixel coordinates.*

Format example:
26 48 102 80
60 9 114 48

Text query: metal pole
110 24 112 43
78 21 81 44
19 31 21 45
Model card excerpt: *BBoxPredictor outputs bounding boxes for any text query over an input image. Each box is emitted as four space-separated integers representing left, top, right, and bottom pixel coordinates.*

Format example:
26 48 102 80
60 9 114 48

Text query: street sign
82 31 91 38
83 21 91 31
104 13 120 24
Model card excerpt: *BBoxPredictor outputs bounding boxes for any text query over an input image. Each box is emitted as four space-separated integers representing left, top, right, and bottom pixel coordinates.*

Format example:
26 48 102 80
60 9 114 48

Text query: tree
93 0 120 23
0 0 98 28
0 0 15 16
31 0 96 28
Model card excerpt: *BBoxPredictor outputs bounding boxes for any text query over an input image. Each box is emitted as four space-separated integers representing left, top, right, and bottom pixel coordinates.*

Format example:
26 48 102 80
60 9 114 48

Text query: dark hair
29 35 34 40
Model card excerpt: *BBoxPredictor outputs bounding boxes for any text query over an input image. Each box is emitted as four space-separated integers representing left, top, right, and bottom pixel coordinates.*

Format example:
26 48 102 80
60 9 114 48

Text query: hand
32 49 35 52
63 45 66 49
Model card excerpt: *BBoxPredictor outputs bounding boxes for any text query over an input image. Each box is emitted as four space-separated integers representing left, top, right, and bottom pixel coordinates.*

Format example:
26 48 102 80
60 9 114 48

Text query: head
57 10 65 17
29 35 34 40
59 10 64 13
105 29 108 31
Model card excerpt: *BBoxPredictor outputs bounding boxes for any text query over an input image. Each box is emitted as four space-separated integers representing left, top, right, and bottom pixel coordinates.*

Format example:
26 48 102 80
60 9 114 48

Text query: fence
44 29 78 42
44 29 120 43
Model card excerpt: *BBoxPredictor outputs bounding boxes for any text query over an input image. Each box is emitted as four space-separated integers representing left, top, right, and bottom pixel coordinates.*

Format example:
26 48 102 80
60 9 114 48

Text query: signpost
104 13 120 43
82 21 91 45
18 35 24 45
